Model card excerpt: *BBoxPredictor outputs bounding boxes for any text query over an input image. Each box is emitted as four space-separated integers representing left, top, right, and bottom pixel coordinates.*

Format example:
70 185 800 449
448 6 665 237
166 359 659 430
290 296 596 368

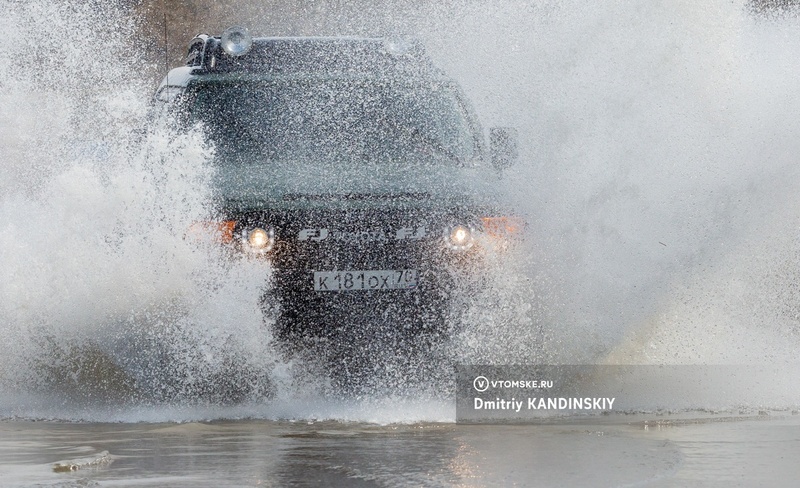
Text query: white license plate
313 270 418 291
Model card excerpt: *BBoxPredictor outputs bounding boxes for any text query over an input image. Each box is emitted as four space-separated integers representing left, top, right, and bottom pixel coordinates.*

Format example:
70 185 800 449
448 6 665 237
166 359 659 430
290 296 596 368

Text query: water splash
434 1 800 369
0 1 283 416
3 0 800 421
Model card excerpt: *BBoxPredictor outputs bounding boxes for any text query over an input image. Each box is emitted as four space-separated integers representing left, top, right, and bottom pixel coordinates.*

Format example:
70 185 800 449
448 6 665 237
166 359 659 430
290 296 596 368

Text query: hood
212 161 503 211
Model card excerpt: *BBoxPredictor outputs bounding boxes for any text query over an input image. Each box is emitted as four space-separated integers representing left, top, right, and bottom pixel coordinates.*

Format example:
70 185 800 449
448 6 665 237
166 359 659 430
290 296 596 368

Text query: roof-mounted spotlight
220 26 253 57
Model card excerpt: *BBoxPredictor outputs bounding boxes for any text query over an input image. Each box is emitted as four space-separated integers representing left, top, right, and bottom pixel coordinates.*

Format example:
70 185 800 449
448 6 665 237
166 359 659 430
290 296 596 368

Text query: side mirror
489 127 519 171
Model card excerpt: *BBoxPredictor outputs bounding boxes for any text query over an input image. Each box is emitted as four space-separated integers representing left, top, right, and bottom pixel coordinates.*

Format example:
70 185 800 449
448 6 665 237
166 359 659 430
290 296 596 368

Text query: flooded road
2 414 799 487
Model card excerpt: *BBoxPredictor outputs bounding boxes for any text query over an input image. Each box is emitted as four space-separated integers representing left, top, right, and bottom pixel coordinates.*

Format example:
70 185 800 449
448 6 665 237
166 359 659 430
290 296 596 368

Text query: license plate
313 270 418 291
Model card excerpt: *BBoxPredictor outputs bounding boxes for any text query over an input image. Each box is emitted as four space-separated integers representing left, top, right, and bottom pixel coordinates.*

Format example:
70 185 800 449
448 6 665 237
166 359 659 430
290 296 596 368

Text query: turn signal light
186 220 236 244
480 216 524 239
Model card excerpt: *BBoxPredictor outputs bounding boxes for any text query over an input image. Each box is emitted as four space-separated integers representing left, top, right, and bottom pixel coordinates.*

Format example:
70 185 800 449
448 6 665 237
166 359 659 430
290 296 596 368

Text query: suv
154 27 521 382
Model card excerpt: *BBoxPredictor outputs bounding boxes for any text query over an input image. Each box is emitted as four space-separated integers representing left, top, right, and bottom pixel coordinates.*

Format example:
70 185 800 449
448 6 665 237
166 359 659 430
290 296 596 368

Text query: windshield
188 79 480 166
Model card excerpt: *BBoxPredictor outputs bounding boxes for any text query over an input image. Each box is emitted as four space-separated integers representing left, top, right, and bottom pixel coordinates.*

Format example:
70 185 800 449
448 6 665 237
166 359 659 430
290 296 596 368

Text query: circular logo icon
473 375 489 392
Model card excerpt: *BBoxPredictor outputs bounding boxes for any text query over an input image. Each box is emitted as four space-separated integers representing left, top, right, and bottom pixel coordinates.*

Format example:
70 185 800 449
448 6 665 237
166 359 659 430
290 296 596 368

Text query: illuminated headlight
243 227 275 253
220 26 253 57
444 224 475 251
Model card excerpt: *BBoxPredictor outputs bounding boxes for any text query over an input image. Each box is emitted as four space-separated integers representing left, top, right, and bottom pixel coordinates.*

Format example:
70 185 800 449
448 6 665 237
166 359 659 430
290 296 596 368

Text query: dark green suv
154 27 521 380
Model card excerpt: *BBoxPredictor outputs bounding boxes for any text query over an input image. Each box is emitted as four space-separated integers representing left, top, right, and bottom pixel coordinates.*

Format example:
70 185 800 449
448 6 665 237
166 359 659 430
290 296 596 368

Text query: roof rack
183 30 432 77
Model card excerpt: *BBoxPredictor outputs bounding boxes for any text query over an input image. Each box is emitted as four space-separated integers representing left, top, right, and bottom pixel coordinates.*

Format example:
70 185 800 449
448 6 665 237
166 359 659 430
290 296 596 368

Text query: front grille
227 204 485 339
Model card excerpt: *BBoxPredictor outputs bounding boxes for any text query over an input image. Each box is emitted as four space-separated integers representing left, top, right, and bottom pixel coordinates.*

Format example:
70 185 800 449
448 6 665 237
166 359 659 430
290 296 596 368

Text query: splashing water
0 1 287 418
2 0 800 422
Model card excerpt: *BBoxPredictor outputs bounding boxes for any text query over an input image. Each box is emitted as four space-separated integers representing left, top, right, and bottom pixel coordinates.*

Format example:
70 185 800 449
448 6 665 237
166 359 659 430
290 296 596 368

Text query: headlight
444 224 475 251
243 227 275 253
